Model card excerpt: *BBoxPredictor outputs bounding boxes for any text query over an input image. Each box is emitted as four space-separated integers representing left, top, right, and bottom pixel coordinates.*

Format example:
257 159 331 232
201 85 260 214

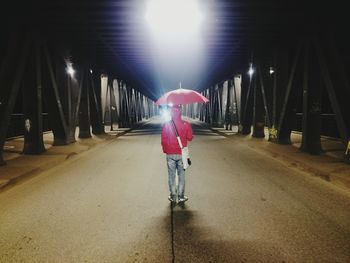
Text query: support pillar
79 68 92 138
270 49 289 142
315 34 350 163
23 39 46 154
252 65 265 138
269 53 279 141
277 44 301 144
300 41 322 154
90 71 104 134
0 33 30 165
225 80 232 130
240 71 254 135
42 44 70 145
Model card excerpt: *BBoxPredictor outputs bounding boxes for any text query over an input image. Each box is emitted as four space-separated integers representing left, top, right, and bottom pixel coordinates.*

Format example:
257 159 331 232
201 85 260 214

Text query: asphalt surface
1 118 350 262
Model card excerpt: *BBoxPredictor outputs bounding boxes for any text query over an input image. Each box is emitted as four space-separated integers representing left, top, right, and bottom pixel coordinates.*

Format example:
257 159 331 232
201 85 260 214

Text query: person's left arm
186 122 193 142
161 124 167 153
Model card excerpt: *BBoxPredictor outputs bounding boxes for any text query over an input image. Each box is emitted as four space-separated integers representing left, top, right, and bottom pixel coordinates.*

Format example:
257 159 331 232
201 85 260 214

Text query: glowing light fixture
145 0 206 90
90 69 93 74
145 0 203 36
269 67 275 75
248 64 254 77
66 64 75 77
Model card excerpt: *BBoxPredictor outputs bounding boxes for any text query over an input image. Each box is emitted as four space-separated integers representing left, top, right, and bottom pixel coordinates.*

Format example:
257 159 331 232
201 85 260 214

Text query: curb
0 167 41 192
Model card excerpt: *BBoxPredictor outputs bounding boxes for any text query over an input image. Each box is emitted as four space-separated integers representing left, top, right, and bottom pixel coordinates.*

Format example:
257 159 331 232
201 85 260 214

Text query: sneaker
178 196 188 203
168 195 176 203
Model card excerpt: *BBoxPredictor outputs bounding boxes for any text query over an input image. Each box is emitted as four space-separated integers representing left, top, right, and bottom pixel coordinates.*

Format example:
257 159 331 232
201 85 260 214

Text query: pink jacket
161 118 193 154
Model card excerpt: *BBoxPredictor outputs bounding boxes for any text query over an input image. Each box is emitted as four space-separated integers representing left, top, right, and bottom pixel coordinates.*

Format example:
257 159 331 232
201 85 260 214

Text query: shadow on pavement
120 201 288 263
171 207 289 263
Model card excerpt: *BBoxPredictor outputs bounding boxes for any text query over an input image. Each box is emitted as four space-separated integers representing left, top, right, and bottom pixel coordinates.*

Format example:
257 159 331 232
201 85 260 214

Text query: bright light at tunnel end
145 0 204 36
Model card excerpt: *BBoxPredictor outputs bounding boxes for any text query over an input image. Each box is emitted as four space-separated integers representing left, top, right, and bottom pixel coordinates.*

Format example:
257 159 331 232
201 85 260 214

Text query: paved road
1 118 350 262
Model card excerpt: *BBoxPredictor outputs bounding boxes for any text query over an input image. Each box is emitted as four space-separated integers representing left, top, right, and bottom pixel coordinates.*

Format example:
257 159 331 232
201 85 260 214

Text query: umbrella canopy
155 88 209 105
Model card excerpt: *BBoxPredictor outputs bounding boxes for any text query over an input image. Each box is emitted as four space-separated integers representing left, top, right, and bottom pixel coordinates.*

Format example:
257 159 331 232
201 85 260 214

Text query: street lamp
66 64 75 77
248 63 254 77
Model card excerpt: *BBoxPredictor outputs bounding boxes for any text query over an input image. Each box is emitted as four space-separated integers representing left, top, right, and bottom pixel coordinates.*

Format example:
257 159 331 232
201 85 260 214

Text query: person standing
161 105 193 203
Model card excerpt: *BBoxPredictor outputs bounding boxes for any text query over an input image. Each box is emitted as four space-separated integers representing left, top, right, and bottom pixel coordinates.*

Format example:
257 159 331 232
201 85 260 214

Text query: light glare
66 65 75 77
145 0 203 36
160 107 171 122
248 64 254 76
145 0 207 93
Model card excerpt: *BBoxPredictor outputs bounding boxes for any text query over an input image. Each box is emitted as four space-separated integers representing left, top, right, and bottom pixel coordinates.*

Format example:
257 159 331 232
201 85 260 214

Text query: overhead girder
0 31 156 166
207 33 349 163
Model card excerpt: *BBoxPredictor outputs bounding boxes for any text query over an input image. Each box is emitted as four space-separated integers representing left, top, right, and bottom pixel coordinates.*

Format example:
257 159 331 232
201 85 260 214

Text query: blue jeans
166 154 185 200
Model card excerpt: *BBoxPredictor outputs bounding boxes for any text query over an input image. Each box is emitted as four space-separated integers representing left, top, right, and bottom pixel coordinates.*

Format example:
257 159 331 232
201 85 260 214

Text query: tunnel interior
1 0 349 163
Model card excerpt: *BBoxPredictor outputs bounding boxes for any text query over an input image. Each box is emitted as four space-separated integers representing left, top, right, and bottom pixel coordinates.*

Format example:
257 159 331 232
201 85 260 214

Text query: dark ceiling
2 0 345 100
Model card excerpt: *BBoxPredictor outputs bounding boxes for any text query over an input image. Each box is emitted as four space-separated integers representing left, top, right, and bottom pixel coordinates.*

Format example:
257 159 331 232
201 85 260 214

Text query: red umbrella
155 88 209 105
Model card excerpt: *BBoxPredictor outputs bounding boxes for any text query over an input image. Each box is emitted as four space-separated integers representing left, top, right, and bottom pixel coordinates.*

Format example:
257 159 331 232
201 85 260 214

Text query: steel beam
233 76 242 127
89 71 104 134
314 36 350 162
252 65 265 138
212 83 224 128
240 72 254 135
108 79 115 131
300 40 322 154
0 33 30 165
66 66 84 142
43 44 70 145
23 39 46 154
225 80 233 130
277 43 302 144
258 64 272 128
119 83 128 128
269 49 289 142
79 67 92 138
269 53 278 141
314 38 347 141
